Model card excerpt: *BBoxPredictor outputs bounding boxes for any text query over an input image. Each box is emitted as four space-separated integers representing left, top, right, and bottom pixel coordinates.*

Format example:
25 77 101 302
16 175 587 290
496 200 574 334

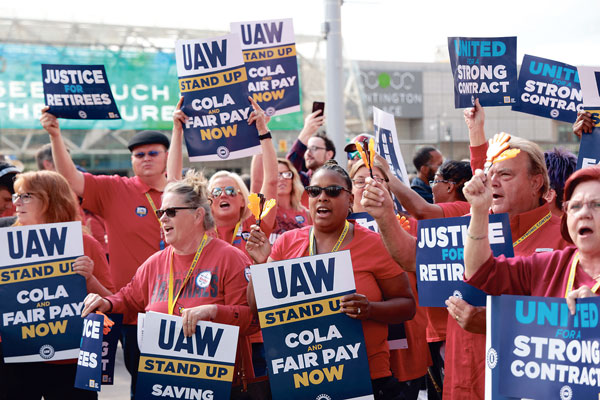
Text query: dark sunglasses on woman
155 207 196 218
305 185 351 198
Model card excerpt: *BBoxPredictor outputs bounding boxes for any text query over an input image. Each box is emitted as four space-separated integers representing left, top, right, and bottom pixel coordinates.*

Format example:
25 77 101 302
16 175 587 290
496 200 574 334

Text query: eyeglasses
307 146 326 153
155 207 197 218
352 176 387 188
563 200 600 215
347 151 361 160
429 179 456 186
133 150 164 159
278 171 293 180
12 193 36 204
305 185 351 198
211 186 238 198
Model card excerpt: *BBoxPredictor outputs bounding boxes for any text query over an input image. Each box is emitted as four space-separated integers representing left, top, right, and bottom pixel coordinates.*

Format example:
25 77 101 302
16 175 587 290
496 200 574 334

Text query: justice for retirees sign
251 251 374 400
135 312 239 400
487 295 600 400
42 64 120 120
0 222 87 362
231 18 300 117
416 214 513 307
175 34 260 161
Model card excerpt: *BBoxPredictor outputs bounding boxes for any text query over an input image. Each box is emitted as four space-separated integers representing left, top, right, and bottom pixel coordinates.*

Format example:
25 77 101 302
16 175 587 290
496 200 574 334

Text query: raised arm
286 110 324 173
167 96 185 181
40 107 84 196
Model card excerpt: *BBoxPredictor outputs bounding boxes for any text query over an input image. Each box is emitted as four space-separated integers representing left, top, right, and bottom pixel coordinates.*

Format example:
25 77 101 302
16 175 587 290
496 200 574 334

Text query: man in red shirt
40 107 169 399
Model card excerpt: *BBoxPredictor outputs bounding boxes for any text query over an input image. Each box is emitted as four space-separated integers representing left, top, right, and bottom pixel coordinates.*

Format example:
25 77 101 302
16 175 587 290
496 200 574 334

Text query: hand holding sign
82 293 112 317
445 296 486 334
341 293 370 320
40 106 61 138
247 96 270 135
72 255 94 281
573 110 594 139
463 98 485 142
566 285 597 315
172 96 188 132
245 224 271 264
181 305 218 337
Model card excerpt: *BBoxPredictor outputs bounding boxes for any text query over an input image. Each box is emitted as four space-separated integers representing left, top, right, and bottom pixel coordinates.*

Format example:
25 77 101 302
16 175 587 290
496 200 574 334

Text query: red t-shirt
269 206 310 244
107 237 255 335
270 224 405 380
83 233 115 294
82 173 163 324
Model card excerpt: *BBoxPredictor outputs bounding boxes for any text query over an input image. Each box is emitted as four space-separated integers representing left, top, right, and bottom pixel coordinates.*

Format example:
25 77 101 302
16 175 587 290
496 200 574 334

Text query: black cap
0 162 19 194
127 131 170 152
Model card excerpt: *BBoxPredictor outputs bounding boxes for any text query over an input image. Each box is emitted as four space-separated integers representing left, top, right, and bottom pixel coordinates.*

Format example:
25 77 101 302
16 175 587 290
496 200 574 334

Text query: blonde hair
208 170 252 221
13 171 80 224
164 169 214 230
277 158 304 211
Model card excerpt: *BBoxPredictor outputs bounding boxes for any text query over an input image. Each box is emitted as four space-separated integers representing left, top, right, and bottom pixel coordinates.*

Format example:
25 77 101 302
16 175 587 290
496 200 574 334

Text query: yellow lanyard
512 212 551 248
564 251 600 298
230 221 242 245
145 192 165 250
309 220 350 256
168 233 208 315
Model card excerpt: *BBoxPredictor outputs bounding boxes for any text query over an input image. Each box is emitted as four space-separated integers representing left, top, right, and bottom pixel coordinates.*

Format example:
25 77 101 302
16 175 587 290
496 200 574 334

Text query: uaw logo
486 347 498 369
135 206 148 217
78 110 88 119
39 344 55 359
265 107 276 116
217 146 230 159
559 385 572 400
550 109 560 118
452 290 463 299
315 395 332 400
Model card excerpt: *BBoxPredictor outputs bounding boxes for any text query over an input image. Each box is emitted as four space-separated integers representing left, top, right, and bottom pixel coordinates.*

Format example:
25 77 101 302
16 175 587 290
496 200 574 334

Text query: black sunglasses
211 186 238 198
155 207 196 218
305 185 351 198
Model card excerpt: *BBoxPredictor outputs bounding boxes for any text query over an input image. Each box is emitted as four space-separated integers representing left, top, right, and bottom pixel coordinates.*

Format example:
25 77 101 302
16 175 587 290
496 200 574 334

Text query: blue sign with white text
42 64 120 120
448 37 517 108
175 34 260 162
512 55 583 123
416 213 513 307
75 313 104 392
576 108 600 170
489 295 600 399
101 313 123 385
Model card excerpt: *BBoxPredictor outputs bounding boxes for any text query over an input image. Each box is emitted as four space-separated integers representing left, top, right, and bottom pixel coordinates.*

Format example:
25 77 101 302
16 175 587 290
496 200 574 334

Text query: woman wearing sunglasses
82 170 257 392
5 171 114 400
246 160 416 400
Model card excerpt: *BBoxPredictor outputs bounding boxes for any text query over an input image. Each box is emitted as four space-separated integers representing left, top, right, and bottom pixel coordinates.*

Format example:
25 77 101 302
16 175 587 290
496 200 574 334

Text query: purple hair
544 148 577 210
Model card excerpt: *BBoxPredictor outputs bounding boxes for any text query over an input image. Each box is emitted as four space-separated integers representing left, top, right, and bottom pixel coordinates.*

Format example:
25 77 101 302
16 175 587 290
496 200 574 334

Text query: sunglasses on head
211 186 238 198
133 150 163 159
155 207 196 218
305 185 351 198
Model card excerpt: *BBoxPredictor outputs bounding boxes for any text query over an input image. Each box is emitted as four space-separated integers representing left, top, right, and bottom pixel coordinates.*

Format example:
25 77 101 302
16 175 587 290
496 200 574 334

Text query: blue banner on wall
416 213 513 307
488 295 600 399
135 312 239 400
448 37 517 108
42 64 120 120
231 18 301 117
576 108 600 170
0 222 87 362
75 313 105 391
512 55 583 123
251 251 374 399
175 34 260 162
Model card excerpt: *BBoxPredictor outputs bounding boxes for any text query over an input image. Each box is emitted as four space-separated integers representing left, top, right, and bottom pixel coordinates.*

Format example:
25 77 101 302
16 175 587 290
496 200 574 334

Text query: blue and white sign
512 55 583 122
42 64 120 120
576 108 600 170
251 251 374 400
487 295 600 399
348 212 379 233
135 312 239 400
0 222 87 362
75 313 104 392
101 313 123 385
577 66 600 107
416 213 513 307
175 34 260 161
231 18 300 117
448 37 517 108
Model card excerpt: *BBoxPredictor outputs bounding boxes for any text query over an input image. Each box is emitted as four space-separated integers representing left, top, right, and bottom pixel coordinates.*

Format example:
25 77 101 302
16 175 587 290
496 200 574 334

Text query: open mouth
579 227 593 237
163 226 174 234
316 206 331 216
219 201 231 209
492 193 502 199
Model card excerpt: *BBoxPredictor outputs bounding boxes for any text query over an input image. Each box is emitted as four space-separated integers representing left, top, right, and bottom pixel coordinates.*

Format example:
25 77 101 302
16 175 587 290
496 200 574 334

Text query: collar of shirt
508 201 553 241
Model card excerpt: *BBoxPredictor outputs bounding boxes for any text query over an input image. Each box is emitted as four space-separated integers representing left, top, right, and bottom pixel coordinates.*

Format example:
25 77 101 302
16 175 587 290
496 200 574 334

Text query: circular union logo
550 109 560 118
78 110 88 119
217 146 230 159
39 344 55 359
559 385 572 400
486 348 498 369
265 107 276 116
315 395 332 400
452 290 463 299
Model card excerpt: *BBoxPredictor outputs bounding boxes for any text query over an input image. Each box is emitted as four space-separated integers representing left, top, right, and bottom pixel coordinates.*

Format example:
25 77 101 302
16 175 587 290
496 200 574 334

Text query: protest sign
448 37 517 108
135 311 239 400
231 18 301 117
175 34 260 161
577 66 600 107
576 108 600 170
42 64 120 120
101 313 123 385
512 55 583 123
251 250 374 399
487 295 600 399
75 313 104 392
0 222 87 362
416 213 513 307
348 212 379 233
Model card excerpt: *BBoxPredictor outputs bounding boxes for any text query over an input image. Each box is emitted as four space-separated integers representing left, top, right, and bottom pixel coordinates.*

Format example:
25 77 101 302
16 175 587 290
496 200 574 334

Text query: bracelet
467 231 488 240
258 131 272 141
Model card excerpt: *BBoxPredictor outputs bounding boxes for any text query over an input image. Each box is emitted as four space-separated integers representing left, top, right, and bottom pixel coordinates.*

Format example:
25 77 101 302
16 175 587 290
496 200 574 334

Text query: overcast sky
4 0 599 65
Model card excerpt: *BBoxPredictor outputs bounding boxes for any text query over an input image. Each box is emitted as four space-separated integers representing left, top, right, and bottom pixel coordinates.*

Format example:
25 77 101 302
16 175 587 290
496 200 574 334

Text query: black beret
127 131 170 152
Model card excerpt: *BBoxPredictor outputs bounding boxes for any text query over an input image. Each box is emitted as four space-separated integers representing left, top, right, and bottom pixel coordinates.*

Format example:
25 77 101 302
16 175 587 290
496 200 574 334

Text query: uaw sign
357 62 423 118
